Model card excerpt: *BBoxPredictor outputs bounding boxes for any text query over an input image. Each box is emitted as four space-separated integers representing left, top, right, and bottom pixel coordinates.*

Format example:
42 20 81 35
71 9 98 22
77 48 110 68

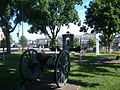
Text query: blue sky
10 0 92 43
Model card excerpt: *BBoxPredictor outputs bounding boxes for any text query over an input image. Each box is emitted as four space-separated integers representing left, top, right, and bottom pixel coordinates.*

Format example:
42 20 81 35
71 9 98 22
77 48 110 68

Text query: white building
0 30 5 47
0 31 4 40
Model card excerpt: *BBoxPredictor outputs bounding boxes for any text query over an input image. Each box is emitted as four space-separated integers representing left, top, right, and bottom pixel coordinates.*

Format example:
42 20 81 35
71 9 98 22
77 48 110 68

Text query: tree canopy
19 35 27 47
20 0 83 46
80 0 120 51
88 39 96 48
0 0 24 53
74 37 80 47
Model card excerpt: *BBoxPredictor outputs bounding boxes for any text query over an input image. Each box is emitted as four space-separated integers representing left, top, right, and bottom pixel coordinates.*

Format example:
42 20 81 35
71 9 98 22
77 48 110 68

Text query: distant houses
0 31 5 47
25 34 120 50
76 34 96 48
27 38 50 48
0 31 4 41
27 34 96 49
36 38 49 48
0 28 119 50
113 34 120 50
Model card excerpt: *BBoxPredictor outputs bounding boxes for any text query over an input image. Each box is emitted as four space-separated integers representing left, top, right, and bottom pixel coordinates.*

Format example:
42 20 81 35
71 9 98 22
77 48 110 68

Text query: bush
111 51 120 60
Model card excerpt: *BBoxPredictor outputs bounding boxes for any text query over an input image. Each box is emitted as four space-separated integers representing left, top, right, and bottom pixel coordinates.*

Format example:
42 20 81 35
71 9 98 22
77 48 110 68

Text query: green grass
0 53 120 90
1 54 21 58
100 50 120 54
71 53 116 60
69 62 120 90
0 60 21 87
0 53 21 87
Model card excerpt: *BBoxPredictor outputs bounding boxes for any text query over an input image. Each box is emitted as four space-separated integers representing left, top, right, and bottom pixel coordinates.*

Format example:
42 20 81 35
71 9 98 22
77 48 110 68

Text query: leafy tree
0 0 23 54
80 0 120 51
22 0 82 46
74 37 80 47
99 35 107 48
19 36 27 47
48 40 61 47
99 34 114 52
88 39 96 48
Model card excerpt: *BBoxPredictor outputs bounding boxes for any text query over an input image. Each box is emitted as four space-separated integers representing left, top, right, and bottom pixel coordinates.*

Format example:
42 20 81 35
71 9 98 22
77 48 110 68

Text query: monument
62 31 74 50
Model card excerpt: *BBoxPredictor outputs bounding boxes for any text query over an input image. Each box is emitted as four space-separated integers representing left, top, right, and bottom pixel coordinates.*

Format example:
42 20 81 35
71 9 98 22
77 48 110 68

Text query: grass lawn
71 53 116 60
0 52 120 90
0 53 21 87
70 53 120 90
70 62 120 90
0 60 21 86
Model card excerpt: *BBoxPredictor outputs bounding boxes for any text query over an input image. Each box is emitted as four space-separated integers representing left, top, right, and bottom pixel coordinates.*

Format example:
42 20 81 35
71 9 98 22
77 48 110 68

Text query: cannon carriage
19 49 70 87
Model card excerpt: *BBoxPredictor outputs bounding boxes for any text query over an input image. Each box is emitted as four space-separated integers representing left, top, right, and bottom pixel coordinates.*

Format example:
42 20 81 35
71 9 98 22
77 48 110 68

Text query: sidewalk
0 79 80 90
0 71 80 90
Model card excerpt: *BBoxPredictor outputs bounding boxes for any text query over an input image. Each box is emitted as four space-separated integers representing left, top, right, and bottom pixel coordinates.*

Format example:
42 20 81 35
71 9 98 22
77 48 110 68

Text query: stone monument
62 31 74 50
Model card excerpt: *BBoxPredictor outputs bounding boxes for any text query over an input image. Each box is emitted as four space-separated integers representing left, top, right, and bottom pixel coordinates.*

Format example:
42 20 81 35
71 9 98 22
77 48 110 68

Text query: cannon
19 49 70 87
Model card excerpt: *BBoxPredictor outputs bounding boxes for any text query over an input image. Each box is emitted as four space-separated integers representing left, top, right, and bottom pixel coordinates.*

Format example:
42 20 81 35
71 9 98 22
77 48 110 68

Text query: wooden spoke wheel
54 50 70 87
19 49 40 80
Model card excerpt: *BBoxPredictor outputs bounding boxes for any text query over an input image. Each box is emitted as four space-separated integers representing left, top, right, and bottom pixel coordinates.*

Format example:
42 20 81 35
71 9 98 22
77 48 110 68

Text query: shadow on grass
0 60 21 88
68 79 99 87
71 54 116 63
0 53 120 89
69 73 94 77
71 55 97 60
68 59 120 89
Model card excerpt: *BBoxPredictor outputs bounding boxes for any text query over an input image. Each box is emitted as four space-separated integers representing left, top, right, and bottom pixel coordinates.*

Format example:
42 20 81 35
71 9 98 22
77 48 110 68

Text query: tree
99 35 107 48
99 34 114 52
80 0 120 52
10 35 13 46
19 36 27 47
48 40 61 47
74 37 80 47
0 0 23 54
88 39 96 48
22 0 82 46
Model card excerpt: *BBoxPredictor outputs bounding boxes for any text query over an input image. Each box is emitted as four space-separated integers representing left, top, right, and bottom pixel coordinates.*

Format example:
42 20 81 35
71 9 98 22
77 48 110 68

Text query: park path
0 77 80 90
0 58 80 90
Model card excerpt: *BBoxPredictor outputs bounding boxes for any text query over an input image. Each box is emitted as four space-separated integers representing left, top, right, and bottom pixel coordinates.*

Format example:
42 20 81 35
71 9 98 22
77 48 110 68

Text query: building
27 33 97 49
76 34 96 48
113 34 120 50
27 40 37 47
36 38 49 48
0 31 5 47
0 31 5 40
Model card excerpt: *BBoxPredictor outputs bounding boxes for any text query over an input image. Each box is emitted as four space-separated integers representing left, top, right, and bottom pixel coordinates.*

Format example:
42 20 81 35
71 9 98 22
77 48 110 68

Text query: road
0 48 22 53
0 48 53 53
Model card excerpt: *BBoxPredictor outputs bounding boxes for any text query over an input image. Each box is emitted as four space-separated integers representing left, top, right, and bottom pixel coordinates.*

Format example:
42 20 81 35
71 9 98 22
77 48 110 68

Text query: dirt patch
103 60 120 63
71 59 120 64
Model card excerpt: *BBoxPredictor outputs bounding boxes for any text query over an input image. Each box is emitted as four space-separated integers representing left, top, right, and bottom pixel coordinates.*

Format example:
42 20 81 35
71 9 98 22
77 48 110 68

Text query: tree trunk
105 46 107 53
2 25 11 54
51 39 56 47
6 32 11 54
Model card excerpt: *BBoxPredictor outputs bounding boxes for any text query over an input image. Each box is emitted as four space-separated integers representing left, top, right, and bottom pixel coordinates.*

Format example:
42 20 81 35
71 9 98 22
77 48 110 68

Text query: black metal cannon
19 49 70 87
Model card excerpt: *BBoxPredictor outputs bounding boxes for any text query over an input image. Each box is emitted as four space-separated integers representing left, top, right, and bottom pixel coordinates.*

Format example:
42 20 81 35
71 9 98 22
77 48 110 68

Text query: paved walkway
0 79 80 90
0 71 80 90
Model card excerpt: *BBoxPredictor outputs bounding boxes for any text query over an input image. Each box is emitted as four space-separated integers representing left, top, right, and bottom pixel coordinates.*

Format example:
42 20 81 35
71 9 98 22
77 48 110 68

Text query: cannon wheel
19 49 40 80
54 50 70 87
